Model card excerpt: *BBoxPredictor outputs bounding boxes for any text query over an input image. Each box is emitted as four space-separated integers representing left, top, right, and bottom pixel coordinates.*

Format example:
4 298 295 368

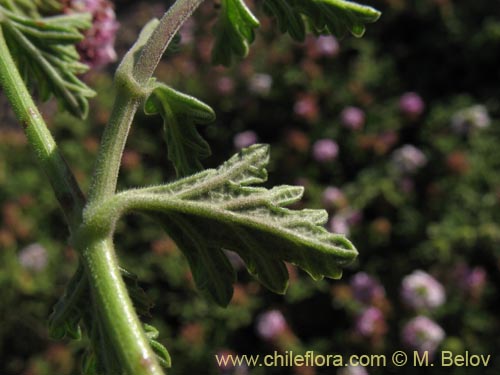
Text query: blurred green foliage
1 0 500 374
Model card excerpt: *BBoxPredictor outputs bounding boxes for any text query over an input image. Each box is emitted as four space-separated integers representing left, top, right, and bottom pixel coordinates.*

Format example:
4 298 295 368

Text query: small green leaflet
297 0 381 38
262 0 306 41
144 82 215 177
143 324 172 369
0 5 95 118
263 0 380 41
212 0 260 66
88 145 358 306
263 0 381 40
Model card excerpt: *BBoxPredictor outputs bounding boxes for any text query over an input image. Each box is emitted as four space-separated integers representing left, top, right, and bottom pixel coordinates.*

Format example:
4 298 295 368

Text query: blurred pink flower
341 106 365 130
64 0 119 69
401 270 445 310
399 92 425 119
249 74 273 96
329 215 350 235
256 310 287 341
321 186 345 208
391 145 427 174
216 76 235 95
294 94 319 122
234 130 258 150
18 243 48 272
402 316 445 358
312 139 338 162
350 272 386 305
355 307 387 337
305 35 340 59
454 263 487 298
315 35 340 57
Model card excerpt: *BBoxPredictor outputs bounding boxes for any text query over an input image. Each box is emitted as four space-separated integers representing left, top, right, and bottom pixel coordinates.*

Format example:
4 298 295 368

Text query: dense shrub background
1 1 500 374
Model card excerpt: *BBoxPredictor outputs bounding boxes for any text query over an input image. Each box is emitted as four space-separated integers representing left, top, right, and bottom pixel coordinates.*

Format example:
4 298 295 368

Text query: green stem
82 1 208 373
4 0 207 373
89 0 206 204
87 92 141 202
133 0 205 84
0 25 85 231
81 238 164 375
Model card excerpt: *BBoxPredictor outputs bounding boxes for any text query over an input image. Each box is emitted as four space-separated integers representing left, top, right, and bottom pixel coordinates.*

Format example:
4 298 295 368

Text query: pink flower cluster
350 272 386 305
18 243 48 272
391 145 427 174
350 273 387 341
233 130 258 150
312 139 338 162
64 0 119 68
340 106 365 130
402 316 445 357
399 92 425 119
255 310 287 341
401 270 445 311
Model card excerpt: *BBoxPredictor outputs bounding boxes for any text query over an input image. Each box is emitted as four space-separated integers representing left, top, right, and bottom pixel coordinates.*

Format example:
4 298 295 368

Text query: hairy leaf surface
144 82 215 177
88 145 357 306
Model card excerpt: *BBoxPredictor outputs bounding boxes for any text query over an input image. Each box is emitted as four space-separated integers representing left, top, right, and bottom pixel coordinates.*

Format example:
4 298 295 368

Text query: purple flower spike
341 106 365 130
399 92 425 119
401 270 445 311
312 139 339 162
402 316 445 358
256 310 287 341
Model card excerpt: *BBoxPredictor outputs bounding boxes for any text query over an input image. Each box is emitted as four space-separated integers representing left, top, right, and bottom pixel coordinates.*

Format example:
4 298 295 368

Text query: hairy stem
0 25 85 231
87 92 141 202
80 238 164 375
133 0 205 84
82 0 208 373
89 0 206 203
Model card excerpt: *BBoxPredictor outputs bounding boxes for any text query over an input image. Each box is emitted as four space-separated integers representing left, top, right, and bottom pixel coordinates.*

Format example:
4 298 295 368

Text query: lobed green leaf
87 145 357 306
212 0 260 66
144 82 215 177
